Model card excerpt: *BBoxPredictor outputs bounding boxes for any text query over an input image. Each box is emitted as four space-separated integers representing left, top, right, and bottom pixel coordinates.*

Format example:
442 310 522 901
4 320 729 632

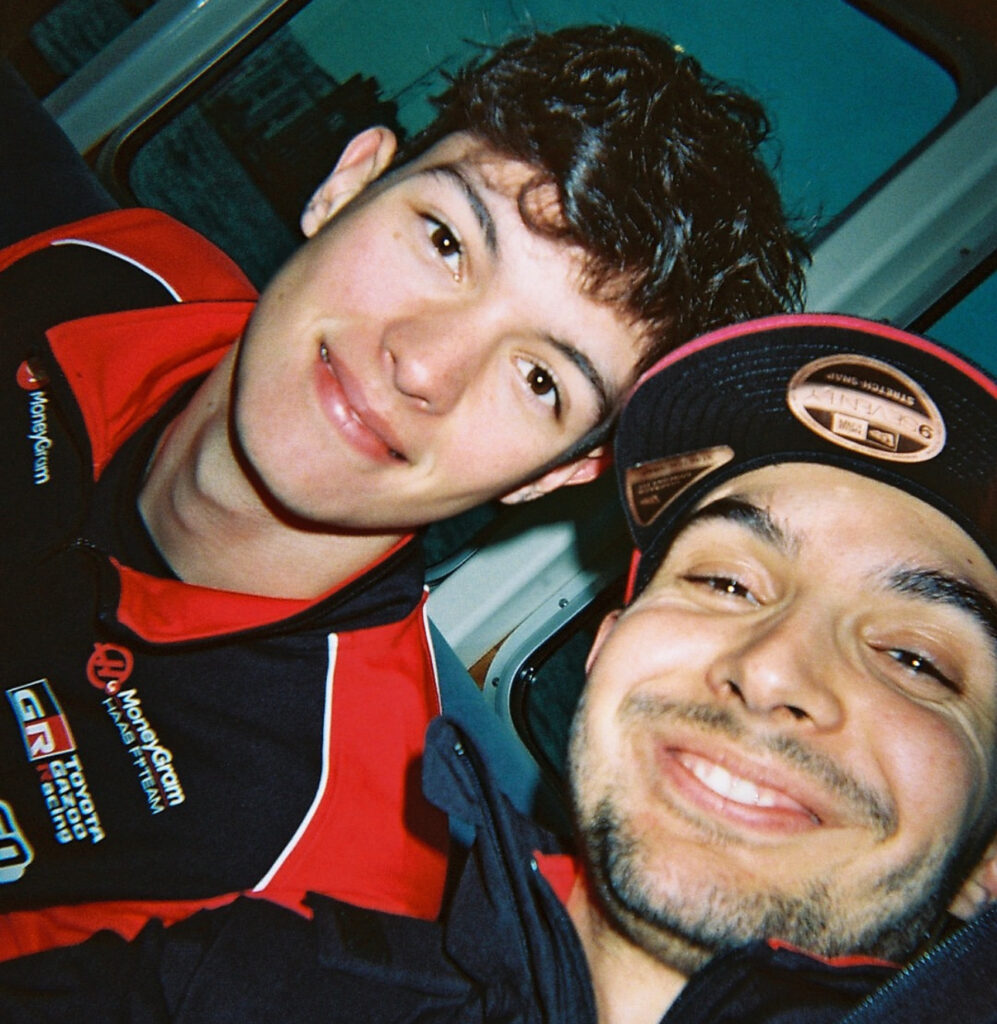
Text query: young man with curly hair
0 25 807 958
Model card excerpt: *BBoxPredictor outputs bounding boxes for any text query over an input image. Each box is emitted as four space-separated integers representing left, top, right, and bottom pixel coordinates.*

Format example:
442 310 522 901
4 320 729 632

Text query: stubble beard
568 703 963 971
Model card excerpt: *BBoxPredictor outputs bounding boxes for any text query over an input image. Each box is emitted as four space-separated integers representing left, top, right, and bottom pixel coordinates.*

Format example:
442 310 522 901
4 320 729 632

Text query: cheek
303 223 399 309
432 392 541 486
574 615 704 755
873 703 982 844
590 607 723 691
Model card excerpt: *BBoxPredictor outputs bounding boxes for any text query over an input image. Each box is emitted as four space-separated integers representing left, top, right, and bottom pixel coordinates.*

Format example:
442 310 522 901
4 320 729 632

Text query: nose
706 608 845 730
383 308 492 413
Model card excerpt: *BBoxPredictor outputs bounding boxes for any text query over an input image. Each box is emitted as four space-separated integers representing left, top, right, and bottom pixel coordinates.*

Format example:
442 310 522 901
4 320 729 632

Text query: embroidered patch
7 679 75 761
6 680 105 847
787 354 945 462
88 644 186 815
0 801 34 884
625 446 734 528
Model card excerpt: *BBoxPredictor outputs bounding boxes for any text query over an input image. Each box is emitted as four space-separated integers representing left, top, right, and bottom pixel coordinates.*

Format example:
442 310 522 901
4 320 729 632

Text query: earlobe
300 126 398 237
498 447 612 505
565 446 612 485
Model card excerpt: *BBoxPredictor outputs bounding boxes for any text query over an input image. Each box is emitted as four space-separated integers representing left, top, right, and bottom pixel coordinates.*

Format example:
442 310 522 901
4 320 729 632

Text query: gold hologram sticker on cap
786 354 946 463
625 446 735 528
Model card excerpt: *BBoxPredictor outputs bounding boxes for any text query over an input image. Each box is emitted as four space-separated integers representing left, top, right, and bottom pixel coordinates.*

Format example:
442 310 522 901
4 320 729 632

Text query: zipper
839 908 997 1020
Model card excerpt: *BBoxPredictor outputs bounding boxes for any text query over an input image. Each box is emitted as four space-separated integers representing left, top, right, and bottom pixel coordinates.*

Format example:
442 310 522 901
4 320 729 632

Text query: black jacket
0 717 903 1023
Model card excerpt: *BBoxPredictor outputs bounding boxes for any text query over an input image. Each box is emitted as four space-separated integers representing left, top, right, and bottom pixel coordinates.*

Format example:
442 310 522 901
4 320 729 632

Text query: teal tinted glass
290 0 955 229
26 0 157 88
123 0 956 287
926 265 997 374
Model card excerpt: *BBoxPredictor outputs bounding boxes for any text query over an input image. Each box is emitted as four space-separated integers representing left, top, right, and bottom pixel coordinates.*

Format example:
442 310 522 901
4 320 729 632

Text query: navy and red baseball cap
615 313 997 599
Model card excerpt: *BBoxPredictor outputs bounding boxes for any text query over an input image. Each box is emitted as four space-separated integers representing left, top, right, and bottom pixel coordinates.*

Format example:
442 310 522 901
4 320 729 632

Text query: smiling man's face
230 130 644 532
570 463 997 970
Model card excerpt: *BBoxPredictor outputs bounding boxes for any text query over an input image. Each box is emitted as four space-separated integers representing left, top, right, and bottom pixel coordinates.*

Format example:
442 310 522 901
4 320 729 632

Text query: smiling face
230 130 645 531
570 463 997 970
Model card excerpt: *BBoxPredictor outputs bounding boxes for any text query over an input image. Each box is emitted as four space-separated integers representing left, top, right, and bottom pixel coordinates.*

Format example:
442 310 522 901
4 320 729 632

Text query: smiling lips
678 751 815 814
317 342 406 462
664 747 823 831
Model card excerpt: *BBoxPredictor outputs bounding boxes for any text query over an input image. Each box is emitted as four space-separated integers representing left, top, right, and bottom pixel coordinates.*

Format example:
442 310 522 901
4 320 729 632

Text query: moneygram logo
87 643 186 815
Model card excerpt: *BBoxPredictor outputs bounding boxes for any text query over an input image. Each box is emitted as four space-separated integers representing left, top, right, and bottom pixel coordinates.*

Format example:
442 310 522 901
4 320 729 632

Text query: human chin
228 384 335 526
575 782 834 965
574 785 961 966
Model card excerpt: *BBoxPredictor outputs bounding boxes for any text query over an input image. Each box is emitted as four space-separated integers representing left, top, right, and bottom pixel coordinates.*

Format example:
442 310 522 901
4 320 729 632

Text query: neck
138 349 405 598
567 877 687 1024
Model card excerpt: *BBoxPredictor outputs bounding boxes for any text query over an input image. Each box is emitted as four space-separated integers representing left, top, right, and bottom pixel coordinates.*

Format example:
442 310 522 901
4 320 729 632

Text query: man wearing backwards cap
0 313 995 1023
569 311 997 1021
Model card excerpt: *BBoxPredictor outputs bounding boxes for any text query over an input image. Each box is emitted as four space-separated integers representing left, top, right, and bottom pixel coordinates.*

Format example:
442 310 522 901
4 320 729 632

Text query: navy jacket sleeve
0 60 117 248
0 895 483 1024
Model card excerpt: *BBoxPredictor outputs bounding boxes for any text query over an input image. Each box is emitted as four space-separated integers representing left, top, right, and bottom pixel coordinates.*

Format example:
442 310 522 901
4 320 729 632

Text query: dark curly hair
397 24 810 376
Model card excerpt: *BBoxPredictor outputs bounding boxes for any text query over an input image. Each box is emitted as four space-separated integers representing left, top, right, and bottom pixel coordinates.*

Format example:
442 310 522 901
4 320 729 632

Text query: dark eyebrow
674 498 997 656
422 164 497 255
887 568 997 654
681 496 792 553
547 335 613 423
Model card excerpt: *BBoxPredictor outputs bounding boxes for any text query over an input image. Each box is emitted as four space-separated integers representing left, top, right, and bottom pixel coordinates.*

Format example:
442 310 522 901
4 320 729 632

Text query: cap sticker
787 354 945 463
625 446 734 528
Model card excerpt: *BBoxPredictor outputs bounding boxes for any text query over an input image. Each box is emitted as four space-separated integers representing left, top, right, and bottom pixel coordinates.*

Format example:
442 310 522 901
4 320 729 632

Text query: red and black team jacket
0 210 449 960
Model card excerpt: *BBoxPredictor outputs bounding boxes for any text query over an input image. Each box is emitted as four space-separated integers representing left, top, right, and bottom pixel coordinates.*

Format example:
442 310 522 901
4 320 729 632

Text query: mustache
621 694 897 837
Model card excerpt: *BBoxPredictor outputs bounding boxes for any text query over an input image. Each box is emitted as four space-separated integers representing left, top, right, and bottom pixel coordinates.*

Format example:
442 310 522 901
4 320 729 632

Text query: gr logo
6 679 76 762
0 801 33 884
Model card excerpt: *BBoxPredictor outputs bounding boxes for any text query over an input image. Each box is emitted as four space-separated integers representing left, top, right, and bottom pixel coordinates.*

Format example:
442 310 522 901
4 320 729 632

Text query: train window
10 0 158 96
917 253 997 374
508 578 626 789
99 0 957 288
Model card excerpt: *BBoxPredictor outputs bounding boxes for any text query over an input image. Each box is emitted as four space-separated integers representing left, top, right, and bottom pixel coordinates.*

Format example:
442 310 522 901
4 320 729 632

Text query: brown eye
527 365 554 396
685 574 760 606
424 217 462 275
515 358 560 414
430 223 459 257
885 648 959 693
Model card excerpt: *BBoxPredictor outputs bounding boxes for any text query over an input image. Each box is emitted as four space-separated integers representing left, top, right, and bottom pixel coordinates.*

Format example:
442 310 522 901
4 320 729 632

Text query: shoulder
0 209 257 303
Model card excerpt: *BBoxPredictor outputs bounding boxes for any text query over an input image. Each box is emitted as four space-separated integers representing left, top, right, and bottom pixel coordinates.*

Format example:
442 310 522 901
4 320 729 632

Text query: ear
949 837 997 920
498 446 612 505
300 126 398 237
584 609 623 672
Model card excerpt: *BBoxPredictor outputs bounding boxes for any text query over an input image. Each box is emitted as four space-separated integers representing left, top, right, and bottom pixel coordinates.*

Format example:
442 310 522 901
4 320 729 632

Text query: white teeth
685 757 777 808
319 342 330 363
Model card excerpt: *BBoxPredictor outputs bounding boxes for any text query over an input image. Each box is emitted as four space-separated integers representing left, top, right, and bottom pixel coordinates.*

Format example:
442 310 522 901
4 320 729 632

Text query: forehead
391 131 544 206
390 133 608 288
671 462 997 603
